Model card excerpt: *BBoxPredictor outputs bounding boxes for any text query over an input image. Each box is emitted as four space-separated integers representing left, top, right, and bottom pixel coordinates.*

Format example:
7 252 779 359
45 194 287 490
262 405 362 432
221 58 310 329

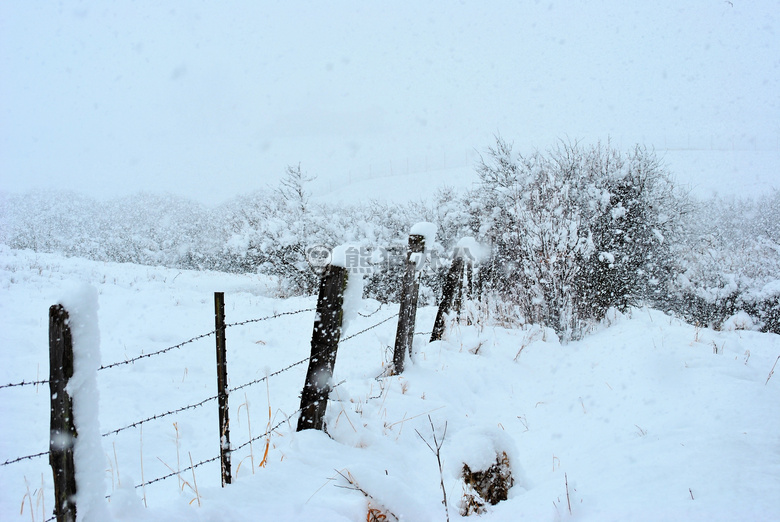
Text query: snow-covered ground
1 247 779 521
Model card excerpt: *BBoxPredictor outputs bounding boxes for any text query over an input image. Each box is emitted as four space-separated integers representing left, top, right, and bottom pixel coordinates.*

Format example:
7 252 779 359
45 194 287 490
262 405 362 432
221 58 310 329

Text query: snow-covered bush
222 165 348 295
2 147 775 338
470 138 688 340
0 190 220 270
671 192 780 333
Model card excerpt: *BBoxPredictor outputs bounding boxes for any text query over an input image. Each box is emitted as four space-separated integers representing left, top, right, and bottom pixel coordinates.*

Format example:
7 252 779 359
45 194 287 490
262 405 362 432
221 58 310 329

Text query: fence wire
99 330 217 371
228 356 310 394
2 304 397 521
101 394 219 437
3 287 411 522
224 308 314 329
1 450 49 467
101 352 315 438
0 379 49 390
0 308 315 389
341 312 399 343
3 308 394 467
125 380 347 495
99 308 314 372
358 303 384 318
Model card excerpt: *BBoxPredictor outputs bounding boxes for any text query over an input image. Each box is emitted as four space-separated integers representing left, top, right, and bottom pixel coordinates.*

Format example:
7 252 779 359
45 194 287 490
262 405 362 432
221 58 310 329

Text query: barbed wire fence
3 233 439 520
0 294 405 519
0 308 319 391
0 308 316 462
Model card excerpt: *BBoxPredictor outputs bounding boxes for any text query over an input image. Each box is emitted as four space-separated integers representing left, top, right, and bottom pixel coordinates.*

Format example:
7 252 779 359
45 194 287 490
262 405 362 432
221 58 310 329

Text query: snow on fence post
49 304 77 522
392 233 426 374
296 264 348 432
430 256 465 342
214 292 232 486
49 285 108 522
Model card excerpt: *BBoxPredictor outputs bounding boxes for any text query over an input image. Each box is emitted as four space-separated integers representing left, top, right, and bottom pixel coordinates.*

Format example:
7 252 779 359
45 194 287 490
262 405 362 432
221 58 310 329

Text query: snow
455 236 490 263
329 244 355 269
328 243 368 335
598 252 616 265
610 204 627 220
410 222 437 250
340 265 365 336
1 249 779 521
446 425 524 485
756 279 780 300
59 283 110 521
721 311 758 332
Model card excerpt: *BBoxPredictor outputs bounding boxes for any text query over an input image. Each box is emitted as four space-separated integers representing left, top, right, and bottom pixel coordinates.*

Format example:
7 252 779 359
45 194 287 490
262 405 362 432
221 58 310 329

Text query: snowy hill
1 248 778 521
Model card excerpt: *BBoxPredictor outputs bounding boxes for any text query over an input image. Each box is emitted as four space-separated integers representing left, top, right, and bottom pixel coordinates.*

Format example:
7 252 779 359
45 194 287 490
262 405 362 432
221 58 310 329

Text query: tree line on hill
3 138 778 340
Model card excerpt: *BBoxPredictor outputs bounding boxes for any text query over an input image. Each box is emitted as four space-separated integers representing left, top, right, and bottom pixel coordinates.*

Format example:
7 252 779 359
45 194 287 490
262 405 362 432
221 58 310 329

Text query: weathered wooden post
297 264 349 432
392 234 426 374
430 256 465 342
452 256 475 321
49 304 77 522
214 292 231 486
473 258 483 301
453 263 464 319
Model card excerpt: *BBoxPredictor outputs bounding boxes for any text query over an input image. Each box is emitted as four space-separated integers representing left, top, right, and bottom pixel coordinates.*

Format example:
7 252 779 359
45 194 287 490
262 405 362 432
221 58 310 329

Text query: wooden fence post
297 265 348 432
214 292 231 486
430 256 465 342
49 304 77 522
452 257 474 321
392 234 426 374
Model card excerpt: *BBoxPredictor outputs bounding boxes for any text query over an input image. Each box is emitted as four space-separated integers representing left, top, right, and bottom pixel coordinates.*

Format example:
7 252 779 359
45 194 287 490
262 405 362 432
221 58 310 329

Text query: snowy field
1 246 779 521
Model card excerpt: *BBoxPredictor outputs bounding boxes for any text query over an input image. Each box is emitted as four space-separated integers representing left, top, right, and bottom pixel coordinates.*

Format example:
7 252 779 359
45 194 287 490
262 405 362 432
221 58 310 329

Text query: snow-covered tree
472 138 688 339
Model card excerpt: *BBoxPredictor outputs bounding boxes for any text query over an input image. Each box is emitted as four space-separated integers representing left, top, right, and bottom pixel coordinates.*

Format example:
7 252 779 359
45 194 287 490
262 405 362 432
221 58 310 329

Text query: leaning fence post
452 257 474 320
214 292 231 486
392 234 426 374
297 264 348 432
49 304 77 522
430 256 465 342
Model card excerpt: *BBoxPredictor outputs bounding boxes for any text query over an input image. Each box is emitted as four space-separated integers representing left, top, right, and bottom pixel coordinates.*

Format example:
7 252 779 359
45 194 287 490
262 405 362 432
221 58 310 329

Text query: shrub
471 138 688 339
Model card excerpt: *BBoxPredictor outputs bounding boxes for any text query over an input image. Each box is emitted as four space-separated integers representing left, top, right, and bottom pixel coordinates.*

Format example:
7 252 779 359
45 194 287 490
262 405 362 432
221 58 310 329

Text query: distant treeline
3 139 779 339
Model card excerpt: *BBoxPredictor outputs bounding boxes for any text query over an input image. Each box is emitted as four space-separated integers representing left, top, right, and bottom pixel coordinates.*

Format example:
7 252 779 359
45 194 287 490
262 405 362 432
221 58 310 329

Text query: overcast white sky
1 1 778 204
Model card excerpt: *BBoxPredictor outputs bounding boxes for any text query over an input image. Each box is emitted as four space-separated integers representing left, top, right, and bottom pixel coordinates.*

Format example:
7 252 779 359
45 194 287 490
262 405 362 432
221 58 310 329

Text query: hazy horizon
2 1 778 205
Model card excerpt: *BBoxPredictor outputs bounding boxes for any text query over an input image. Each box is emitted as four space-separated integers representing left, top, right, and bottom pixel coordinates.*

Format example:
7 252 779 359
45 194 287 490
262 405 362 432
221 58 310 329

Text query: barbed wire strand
224 308 314 329
227 312 398 394
2 308 316 389
358 303 384 318
230 379 346 457
127 390 319 493
101 394 219 437
228 356 310 394
98 330 217 371
0 379 49 390
230 406 302 455
1 450 49 467
130 454 222 492
340 312 399 343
